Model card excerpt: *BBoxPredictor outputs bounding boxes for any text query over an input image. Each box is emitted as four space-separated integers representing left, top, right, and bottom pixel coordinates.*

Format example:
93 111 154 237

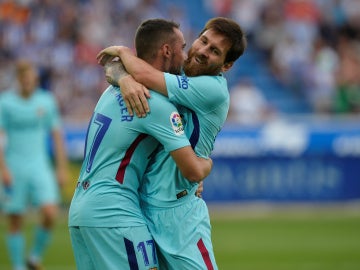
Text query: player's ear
161 44 171 58
221 61 233 72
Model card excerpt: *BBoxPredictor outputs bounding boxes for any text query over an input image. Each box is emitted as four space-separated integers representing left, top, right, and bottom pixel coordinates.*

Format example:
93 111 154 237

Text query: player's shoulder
34 89 59 106
35 88 55 99
0 88 14 97
148 90 173 105
0 89 16 104
94 86 121 111
145 91 178 116
193 73 227 84
177 73 227 88
98 85 118 100
191 74 229 98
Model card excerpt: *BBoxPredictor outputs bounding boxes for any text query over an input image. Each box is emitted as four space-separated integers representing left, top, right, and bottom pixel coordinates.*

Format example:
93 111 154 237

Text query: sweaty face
168 28 187 75
183 29 231 77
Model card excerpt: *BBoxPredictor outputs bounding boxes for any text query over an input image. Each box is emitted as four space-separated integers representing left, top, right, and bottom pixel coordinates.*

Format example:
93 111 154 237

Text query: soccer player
97 17 247 269
0 59 69 270
68 19 212 270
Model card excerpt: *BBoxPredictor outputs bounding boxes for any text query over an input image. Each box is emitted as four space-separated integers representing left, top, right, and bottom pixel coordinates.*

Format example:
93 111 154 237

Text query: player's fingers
139 95 150 114
130 97 146 118
97 48 115 63
97 54 107 66
143 87 151 99
96 50 106 61
124 99 134 116
133 97 146 117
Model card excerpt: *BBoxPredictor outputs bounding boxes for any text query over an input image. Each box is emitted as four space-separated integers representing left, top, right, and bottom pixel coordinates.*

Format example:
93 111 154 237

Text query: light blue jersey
0 88 61 213
0 89 61 164
68 86 190 227
140 73 230 207
140 73 229 270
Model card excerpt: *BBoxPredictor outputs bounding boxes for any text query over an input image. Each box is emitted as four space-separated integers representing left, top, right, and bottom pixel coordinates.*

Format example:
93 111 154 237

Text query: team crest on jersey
36 107 45 117
170 112 184 135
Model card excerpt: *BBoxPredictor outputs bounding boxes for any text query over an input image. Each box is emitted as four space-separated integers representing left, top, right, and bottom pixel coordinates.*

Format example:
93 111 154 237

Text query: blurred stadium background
1 0 360 269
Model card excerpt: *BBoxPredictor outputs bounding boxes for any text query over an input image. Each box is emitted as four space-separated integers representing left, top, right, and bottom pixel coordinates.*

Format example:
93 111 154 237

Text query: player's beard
168 54 183 75
183 50 223 77
168 64 182 75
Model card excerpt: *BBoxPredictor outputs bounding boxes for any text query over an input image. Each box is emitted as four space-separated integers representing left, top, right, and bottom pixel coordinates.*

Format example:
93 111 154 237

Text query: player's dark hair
135 19 180 62
199 17 247 64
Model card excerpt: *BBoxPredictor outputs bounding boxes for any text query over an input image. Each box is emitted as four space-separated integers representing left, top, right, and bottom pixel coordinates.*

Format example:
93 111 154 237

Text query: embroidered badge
170 112 185 135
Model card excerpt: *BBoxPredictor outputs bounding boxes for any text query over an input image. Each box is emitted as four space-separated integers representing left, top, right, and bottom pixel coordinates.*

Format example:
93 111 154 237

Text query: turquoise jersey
0 88 61 166
68 86 190 227
140 73 230 208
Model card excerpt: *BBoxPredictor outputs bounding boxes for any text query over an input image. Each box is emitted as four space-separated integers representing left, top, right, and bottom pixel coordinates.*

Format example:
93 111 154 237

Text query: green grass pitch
1 204 359 270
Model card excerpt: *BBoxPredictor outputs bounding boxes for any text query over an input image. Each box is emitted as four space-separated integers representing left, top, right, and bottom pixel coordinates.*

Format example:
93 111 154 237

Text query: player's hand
1 167 12 187
196 181 204 198
119 75 150 117
96 46 133 66
98 53 115 67
96 46 121 66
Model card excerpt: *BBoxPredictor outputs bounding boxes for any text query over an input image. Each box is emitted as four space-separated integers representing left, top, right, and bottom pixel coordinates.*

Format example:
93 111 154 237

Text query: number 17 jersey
68 86 190 227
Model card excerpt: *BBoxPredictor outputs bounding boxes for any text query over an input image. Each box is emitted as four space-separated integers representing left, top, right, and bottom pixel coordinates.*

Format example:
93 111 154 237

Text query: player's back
69 85 190 227
69 86 158 227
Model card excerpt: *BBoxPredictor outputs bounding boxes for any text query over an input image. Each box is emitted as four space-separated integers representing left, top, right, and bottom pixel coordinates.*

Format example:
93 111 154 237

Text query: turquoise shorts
142 196 218 270
69 225 159 270
2 163 59 214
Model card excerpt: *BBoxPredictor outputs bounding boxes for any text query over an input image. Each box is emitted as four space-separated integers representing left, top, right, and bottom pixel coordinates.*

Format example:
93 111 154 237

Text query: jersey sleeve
164 73 229 112
142 91 190 153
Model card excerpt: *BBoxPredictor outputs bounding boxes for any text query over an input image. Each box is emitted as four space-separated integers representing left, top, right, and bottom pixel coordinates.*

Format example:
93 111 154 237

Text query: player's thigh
30 166 59 207
81 226 159 270
161 236 217 270
2 168 30 214
69 226 96 270
145 198 217 270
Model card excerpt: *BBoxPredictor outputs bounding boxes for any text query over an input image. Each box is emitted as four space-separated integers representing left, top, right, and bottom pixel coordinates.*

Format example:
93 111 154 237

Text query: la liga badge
170 112 185 135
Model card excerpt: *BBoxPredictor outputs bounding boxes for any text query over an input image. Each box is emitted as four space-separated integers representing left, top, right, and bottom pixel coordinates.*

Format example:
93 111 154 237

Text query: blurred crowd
0 0 186 124
209 0 360 120
1 0 360 125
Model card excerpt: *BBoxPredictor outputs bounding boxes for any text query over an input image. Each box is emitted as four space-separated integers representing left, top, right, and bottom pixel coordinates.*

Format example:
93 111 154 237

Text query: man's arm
51 129 69 188
170 146 212 182
0 130 11 187
104 59 151 117
97 46 168 96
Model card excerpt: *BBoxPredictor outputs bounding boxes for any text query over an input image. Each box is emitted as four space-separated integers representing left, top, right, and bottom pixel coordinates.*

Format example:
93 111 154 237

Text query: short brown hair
200 17 247 64
135 19 180 61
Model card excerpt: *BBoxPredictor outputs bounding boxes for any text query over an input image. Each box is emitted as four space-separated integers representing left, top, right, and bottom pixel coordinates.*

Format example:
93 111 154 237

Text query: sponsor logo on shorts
170 112 184 135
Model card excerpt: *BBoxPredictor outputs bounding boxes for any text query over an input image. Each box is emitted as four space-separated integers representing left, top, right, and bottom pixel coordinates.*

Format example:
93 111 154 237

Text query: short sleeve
141 91 190 153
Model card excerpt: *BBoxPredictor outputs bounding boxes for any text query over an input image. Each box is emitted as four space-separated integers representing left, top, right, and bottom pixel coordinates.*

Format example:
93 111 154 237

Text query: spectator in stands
228 78 275 125
1 0 360 121
332 39 360 114
304 36 339 114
